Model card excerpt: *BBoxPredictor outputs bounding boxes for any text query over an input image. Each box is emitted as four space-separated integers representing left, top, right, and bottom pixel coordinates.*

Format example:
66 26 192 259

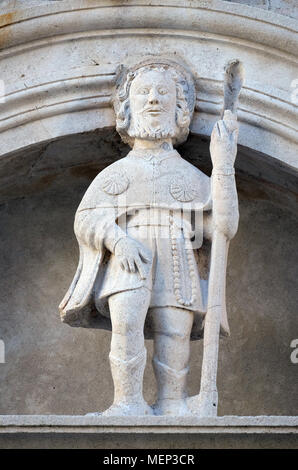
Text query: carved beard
128 116 178 141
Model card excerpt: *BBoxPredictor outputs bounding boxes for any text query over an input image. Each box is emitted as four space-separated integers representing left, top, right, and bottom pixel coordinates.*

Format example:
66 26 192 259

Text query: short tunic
97 208 207 313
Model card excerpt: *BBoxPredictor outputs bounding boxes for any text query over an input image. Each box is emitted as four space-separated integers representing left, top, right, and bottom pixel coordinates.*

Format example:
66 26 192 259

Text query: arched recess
0 0 297 205
0 1 297 419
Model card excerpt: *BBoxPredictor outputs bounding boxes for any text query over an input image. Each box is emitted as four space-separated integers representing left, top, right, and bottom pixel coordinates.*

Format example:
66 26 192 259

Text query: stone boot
152 357 192 416
99 349 153 416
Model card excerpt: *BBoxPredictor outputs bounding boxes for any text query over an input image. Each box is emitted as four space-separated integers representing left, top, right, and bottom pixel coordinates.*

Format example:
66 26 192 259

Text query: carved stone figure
59 59 240 417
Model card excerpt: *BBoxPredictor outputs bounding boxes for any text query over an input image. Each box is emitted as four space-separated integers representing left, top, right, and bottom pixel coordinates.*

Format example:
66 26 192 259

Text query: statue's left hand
114 237 150 280
210 110 239 171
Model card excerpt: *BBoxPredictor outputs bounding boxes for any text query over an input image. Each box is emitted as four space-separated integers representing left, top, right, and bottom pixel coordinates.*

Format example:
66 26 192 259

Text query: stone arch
0 0 297 190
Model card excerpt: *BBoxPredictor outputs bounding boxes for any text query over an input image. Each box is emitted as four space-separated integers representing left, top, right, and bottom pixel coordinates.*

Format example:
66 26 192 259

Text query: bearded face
128 69 179 141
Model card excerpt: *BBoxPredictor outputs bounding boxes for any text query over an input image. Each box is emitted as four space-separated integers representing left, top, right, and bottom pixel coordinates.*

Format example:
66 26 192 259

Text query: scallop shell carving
170 179 197 202
101 173 129 195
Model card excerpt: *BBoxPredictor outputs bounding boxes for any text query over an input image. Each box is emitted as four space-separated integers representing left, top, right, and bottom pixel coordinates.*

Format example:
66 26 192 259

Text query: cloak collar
128 149 179 163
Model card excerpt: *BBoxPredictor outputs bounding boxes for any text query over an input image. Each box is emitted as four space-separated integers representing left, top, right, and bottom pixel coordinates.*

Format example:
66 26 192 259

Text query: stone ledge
0 415 297 434
1 415 297 448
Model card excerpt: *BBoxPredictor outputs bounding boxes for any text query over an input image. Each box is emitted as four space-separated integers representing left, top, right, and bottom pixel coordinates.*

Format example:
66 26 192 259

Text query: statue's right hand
114 237 150 280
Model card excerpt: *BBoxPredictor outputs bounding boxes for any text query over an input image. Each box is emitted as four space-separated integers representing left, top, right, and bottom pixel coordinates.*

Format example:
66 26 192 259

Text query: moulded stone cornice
0 1 297 55
1 70 297 171
0 72 296 149
1 414 298 431
0 70 116 132
0 414 297 447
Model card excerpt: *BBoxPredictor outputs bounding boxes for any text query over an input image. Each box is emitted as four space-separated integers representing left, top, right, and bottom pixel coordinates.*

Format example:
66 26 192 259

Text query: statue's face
128 69 177 140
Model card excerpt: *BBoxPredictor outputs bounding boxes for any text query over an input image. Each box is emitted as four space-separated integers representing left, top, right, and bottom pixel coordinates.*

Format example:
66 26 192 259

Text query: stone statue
59 59 240 417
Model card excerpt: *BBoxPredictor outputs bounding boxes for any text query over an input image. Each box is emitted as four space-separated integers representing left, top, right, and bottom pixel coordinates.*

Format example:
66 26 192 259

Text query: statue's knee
151 308 193 342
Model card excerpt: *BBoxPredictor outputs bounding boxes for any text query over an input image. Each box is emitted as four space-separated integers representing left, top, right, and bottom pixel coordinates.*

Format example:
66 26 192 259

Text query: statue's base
0 415 297 449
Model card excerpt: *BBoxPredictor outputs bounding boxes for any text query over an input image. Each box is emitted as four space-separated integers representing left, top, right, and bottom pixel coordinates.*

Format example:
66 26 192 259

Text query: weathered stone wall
0 135 297 417
0 0 298 18
224 0 298 19
2 1 298 20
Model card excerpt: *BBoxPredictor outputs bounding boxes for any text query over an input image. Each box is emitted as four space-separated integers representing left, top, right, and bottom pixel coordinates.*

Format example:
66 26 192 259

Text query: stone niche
0 129 297 416
0 0 297 448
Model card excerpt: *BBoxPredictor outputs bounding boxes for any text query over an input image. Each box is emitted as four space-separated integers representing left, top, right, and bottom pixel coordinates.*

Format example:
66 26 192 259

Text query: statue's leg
103 287 152 416
149 306 194 416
